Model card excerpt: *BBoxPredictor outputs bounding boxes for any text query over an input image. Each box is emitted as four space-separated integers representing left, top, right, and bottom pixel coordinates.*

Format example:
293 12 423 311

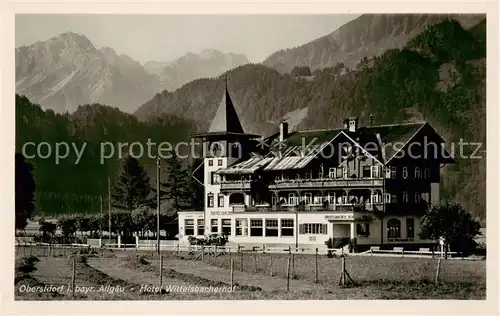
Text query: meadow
14 245 486 300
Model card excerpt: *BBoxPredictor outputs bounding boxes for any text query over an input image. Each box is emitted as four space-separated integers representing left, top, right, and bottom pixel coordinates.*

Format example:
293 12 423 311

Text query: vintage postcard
2 1 498 315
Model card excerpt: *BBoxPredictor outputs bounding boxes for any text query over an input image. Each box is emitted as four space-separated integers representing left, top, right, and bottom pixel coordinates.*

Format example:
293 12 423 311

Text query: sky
15 14 358 64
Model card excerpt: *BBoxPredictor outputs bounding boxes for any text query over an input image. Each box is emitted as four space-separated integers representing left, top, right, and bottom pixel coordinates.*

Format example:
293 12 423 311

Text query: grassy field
14 246 486 300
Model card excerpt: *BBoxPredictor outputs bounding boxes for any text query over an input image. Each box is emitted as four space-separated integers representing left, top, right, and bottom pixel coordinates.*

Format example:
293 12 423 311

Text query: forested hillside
16 95 193 215
136 19 486 218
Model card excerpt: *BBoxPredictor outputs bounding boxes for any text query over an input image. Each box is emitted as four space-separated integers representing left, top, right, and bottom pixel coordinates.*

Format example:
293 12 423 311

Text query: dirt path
155 258 329 293
30 257 95 298
87 257 194 289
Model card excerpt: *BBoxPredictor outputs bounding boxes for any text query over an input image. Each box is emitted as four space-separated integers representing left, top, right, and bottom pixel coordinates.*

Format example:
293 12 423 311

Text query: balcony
220 180 252 191
268 177 384 190
241 202 385 213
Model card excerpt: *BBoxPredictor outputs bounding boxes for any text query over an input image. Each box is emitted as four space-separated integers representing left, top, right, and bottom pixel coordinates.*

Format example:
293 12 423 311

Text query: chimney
347 117 359 132
279 121 288 142
343 118 349 129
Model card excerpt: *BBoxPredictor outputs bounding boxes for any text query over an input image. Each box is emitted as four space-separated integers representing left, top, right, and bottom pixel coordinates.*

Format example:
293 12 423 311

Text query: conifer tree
111 156 153 212
15 153 36 230
160 151 189 215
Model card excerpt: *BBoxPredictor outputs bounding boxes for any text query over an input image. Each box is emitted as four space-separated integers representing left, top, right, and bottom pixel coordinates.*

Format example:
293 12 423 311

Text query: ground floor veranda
177 210 431 250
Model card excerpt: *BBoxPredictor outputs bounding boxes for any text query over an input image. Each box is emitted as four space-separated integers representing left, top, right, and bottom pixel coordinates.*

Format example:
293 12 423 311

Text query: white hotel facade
177 84 453 251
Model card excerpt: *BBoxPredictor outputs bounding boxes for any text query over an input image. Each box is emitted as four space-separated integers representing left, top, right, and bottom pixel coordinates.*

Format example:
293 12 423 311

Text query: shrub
325 237 350 257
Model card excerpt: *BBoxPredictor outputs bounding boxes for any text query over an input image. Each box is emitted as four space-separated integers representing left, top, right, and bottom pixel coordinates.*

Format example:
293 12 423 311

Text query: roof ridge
361 121 427 128
291 121 426 134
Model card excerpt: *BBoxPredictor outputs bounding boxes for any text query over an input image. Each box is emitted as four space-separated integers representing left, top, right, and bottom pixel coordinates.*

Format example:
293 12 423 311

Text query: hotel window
184 219 195 236
356 223 370 236
197 219 205 236
415 167 421 179
236 219 248 236
271 195 277 205
218 159 223 166
217 193 224 207
385 167 391 178
207 193 214 207
318 168 324 179
265 219 279 237
387 218 401 238
208 159 213 166
391 194 397 203
335 167 342 179
424 168 430 179
221 219 231 235
327 194 336 204
250 219 263 236
391 166 396 179
304 193 312 205
275 175 280 182
295 174 301 180
288 193 296 205
402 167 408 179
415 192 421 203
281 219 294 236
328 167 335 178
305 170 313 179
362 166 371 178
211 219 219 233
211 172 220 184
385 193 392 203
299 223 327 235
343 167 348 179
372 165 380 178
406 218 415 238
403 191 408 203
422 192 430 203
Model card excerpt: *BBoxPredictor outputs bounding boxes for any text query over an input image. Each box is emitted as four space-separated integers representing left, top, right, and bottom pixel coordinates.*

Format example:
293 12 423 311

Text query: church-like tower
186 77 259 237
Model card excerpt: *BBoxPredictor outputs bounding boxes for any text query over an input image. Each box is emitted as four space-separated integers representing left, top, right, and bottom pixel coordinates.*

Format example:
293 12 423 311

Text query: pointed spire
208 75 245 134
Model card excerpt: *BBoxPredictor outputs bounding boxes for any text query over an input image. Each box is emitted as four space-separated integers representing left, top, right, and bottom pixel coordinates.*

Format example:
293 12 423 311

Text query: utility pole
157 156 161 255
100 196 103 239
108 176 111 245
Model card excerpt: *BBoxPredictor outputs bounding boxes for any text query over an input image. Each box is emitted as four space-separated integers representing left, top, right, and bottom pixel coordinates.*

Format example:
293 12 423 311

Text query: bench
393 247 404 253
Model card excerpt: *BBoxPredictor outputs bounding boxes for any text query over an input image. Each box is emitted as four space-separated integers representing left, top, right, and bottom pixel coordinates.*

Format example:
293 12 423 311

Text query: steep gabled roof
269 122 429 165
208 83 245 134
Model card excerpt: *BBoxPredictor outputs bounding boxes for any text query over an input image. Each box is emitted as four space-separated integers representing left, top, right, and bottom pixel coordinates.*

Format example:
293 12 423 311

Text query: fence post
230 258 234 288
269 253 274 277
71 256 76 298
239 245 243 272
340 256 346 287
286 257 291 292
254 251 258 273
315 248 318 283
435 258 442 285
159 254 163 290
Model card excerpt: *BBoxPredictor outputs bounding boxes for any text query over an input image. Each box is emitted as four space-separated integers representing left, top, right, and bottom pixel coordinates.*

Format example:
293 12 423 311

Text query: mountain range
16 14 487 218
263 14 484 73
15 34 249 113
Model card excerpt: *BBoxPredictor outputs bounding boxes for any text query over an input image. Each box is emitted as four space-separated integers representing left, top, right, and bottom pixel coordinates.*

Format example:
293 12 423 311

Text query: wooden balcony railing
240 202 385 213
268 178 384 189
220 180 252 190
